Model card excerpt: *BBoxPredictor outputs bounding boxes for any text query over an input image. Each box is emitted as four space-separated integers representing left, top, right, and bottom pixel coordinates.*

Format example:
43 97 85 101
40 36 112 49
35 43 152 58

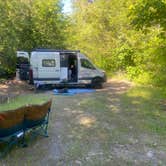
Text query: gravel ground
0 79 166 166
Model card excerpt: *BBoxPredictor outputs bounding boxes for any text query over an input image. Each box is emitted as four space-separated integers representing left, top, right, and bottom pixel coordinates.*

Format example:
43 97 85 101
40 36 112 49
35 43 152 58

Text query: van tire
91 77 103 89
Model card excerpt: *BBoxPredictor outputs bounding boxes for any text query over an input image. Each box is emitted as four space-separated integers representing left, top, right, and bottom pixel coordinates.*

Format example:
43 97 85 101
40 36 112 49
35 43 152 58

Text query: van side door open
60 53 78 83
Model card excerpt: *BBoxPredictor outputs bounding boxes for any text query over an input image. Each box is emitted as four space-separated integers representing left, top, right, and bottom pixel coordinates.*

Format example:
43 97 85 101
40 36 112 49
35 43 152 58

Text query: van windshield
80 59 95 69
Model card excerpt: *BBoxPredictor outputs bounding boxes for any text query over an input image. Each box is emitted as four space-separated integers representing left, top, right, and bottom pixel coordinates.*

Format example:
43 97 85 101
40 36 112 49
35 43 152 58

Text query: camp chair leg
42 123 49 137
43 109 50 137
20 133 28 148
30 123 49 138
24 121 49 144
30 110 50 138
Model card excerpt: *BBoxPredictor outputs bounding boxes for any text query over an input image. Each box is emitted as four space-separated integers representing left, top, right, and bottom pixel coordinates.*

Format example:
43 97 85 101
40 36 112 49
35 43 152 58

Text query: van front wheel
91 77 103 89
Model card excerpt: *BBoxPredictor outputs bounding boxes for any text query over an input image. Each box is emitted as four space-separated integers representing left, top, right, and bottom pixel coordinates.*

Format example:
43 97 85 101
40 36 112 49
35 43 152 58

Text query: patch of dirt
0 77 132 105
0 78 132 103
0 78 34 103
91 78 132 95
0 78 166 165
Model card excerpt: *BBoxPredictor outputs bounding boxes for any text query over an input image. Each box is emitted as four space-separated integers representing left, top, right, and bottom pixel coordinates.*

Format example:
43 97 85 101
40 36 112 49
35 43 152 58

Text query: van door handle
55 70 60 72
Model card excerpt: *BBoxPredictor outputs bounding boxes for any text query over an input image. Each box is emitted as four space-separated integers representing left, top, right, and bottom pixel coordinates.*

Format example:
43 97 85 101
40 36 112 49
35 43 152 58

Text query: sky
62 0 72 14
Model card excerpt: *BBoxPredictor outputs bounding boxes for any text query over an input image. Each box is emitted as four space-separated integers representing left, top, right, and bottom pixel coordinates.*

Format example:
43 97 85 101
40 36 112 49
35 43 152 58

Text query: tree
67 0 166 86
68 0 139 70
130 0 166 30
0 0 68 77
17 0 68 51
129 0 166 85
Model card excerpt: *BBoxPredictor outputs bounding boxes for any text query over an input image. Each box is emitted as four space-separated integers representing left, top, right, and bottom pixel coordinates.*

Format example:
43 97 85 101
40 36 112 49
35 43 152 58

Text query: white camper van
17 51 29 59
28 49 106 88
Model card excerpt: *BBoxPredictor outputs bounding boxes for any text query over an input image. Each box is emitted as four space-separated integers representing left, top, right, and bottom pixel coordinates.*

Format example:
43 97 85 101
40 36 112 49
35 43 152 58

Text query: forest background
0 0 165 89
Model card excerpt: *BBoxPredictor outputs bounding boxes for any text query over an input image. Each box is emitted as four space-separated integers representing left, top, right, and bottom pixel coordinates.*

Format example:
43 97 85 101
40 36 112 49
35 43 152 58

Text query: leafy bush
0 66 7 78
126 66 143 80
0 66 15 79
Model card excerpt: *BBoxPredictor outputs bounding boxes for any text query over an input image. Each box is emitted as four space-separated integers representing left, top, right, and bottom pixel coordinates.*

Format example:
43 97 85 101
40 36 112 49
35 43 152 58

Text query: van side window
42 59 56 67
80 59 95 69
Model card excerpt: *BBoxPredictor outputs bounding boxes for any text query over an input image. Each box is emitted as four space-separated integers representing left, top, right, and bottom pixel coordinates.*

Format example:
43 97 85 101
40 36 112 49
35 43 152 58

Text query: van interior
68 54 77 82
60 53 78 82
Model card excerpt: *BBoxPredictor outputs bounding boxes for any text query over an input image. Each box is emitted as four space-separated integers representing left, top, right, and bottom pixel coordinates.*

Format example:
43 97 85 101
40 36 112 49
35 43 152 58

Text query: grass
0 78 7 84
0 81 166 165
120 85 166 135
52 85 166 165
0 94 51 112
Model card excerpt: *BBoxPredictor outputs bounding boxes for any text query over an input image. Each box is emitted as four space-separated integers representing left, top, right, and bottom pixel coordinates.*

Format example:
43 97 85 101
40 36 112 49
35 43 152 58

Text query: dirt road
0 79 33 103
0 79 166 165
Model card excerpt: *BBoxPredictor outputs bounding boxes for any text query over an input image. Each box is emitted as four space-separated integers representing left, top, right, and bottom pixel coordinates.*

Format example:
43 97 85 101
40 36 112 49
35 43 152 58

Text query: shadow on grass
119 86 166 135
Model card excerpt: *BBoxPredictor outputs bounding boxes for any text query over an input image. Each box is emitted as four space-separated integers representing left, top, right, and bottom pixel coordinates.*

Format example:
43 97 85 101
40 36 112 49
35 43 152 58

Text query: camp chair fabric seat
0 107 25 137
24 100 51 129
0 124 24 138
24 118 45 129
0 100 52 158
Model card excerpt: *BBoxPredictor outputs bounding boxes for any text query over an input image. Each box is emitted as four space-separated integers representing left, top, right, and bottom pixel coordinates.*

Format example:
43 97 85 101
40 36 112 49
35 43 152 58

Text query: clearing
0 79 166 165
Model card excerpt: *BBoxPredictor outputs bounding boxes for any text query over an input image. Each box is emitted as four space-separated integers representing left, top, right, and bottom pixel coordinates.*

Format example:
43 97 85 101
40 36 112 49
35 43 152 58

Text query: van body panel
77 53 105 84
31 52 60 85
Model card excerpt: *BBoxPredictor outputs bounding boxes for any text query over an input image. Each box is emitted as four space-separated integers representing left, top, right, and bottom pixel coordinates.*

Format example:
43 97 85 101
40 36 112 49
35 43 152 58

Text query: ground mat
53 88 95 95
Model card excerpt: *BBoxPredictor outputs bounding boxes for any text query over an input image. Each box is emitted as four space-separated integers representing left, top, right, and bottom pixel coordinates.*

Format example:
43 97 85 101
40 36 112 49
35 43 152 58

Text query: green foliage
65 0 166 87
67 0 144 72
126 66 143 80
130 0 166 30
0 0 165 87
128 0 166 86
0 0 68 78
121 85 166 134
16 0 67 51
